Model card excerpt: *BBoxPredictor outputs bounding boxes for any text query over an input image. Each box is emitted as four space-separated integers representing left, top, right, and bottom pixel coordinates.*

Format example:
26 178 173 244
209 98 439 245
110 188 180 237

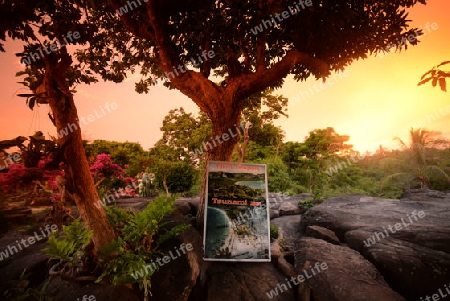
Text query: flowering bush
49 193 62 203
0 159 63 194
0 164 41 193
125 177 134 186
90 154 129 200
90 153 127 181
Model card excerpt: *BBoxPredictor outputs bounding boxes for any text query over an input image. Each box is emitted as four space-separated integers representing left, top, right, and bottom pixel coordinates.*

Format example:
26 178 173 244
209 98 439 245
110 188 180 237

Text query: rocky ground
0 190 449 300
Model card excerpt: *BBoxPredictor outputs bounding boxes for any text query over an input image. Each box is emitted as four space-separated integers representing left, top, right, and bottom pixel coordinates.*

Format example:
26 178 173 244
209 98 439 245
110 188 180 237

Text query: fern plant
42 219 93 264
97 196 189 300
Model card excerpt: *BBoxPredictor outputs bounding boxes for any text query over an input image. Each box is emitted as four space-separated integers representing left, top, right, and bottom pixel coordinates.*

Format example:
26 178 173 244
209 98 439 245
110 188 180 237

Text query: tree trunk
162 173 170 196
195 93 242 231
41 55 116 254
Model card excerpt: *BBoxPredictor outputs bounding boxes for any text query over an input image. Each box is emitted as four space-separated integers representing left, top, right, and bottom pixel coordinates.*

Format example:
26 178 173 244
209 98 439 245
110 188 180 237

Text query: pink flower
89 153 127 181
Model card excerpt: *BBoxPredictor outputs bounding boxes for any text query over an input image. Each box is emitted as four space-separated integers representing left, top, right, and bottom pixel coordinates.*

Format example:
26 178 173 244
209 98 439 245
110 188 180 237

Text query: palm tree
382 128 450 190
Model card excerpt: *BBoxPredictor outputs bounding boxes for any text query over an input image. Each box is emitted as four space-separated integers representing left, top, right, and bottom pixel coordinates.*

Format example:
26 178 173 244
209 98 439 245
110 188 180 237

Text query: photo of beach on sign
203 161 270 262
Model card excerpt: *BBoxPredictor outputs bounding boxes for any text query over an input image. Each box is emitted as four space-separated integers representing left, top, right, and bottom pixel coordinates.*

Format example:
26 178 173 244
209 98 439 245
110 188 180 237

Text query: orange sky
0 0 449 154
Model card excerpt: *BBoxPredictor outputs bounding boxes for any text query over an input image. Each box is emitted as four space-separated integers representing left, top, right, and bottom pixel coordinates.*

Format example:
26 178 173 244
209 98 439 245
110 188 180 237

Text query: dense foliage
145 107 450 199
98 196 189 299
84 140 150 177
252 127 450 199
159 162 198 195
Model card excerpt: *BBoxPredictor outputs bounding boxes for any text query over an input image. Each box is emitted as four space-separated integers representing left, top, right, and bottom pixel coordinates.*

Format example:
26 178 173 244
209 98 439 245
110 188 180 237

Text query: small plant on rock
298 197 315 210
42 219 93 279
270 224 279 240
97 196 189 300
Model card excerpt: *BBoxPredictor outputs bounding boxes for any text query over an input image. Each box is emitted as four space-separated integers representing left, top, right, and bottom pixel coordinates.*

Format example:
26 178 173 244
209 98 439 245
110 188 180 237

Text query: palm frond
393 136 407 149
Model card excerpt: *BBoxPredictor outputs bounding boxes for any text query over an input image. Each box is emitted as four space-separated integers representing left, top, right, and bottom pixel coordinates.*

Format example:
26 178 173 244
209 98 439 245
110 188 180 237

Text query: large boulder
305 225 340 245
175 197 199 216
268 193 312 212
300 191 450 300
295 237 405 301
279 201 302 216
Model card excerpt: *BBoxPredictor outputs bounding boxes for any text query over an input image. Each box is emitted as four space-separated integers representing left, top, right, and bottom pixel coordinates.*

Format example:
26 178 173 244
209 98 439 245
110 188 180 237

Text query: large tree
2 0 429 234
83 0 425 161
154 90 287 164
281 127 353 195
0 0 116 252
81 0 426 223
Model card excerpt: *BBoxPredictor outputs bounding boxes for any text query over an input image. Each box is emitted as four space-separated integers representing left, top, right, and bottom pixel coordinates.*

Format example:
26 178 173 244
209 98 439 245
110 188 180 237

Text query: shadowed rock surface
271 215 301 252
47 278 141 301
300 191 450 300
0 230 50 288
295 237 405 301
2 190 449 301
201 262 295 301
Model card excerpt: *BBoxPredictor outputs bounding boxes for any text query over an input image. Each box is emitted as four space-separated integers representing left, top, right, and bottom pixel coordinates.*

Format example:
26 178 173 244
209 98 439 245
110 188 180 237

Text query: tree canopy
77 0 427 162
0 0 430 246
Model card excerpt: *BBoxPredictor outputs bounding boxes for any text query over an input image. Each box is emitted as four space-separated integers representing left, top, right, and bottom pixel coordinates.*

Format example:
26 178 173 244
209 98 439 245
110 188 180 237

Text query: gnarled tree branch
238 50 329 99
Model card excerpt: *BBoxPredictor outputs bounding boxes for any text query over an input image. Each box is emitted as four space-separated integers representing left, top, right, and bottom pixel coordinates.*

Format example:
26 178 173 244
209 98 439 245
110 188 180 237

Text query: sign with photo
203 161 271 262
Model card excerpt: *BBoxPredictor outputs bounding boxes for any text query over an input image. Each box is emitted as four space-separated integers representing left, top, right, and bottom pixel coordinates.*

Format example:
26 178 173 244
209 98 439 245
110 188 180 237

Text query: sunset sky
0 0 449 154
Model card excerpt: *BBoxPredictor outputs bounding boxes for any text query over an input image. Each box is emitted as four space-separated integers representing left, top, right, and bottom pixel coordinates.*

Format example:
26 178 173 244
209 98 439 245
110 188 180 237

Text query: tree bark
40 51 116 254
195 92 242 231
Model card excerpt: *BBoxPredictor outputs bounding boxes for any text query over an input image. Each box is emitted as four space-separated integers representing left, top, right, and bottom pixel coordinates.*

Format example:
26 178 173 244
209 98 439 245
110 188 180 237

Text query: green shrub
265 157 292 193
298 197 315 210
156 162 198 194
98 196 189 299
167 162 198 194
42 219 93 264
